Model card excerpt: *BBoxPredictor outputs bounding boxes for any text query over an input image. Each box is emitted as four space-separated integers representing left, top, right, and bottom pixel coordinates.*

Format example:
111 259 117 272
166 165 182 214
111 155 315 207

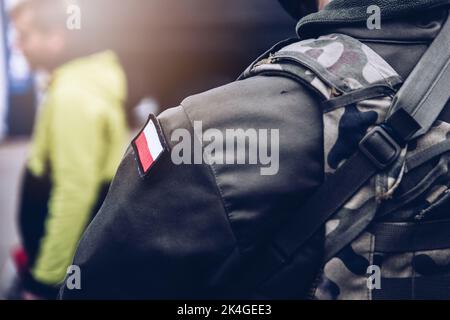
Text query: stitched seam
412 58 450 117
179 103 241 252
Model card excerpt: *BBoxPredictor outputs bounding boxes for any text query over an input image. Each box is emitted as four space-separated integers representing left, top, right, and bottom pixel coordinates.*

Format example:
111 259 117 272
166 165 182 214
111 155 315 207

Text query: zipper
253 53 275 68
253 53 345 96
414 188 450 221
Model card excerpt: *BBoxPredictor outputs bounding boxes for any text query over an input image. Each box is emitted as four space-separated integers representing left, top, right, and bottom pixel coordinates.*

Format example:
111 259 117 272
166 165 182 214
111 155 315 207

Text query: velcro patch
132 114 167 177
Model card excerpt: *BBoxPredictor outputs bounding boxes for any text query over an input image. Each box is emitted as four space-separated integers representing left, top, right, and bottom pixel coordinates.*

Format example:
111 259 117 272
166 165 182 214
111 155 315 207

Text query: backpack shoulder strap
237 11 450 282
250 12 450 264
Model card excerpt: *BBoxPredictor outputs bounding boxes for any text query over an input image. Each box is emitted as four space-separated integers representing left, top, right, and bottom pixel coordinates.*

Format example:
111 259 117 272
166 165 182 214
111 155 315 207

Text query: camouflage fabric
246 33 450 299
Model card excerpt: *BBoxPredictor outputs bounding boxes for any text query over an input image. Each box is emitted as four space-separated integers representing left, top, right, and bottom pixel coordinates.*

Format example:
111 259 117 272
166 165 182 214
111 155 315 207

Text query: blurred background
0 0 296 291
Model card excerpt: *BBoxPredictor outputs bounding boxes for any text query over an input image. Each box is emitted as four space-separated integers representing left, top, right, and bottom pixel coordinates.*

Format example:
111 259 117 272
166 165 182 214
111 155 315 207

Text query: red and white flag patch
132 114 167 176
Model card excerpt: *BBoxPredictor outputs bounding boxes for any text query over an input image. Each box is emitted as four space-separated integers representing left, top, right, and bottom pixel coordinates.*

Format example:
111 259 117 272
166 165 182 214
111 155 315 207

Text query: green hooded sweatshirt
26 50 128 286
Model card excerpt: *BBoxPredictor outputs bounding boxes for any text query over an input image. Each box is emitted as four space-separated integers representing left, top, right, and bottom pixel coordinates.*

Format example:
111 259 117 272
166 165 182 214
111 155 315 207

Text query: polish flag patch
132 114 167 177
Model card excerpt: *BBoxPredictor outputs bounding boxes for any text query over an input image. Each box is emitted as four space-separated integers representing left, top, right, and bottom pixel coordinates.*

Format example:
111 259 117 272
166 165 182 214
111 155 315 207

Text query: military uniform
61 0 450 299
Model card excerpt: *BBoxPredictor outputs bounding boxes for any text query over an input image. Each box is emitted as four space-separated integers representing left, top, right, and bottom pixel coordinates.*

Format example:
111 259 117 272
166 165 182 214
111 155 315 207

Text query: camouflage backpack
240 12 450 300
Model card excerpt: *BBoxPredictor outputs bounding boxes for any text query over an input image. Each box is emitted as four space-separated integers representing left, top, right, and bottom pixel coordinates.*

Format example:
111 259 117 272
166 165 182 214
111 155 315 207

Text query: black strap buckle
359 125 402 170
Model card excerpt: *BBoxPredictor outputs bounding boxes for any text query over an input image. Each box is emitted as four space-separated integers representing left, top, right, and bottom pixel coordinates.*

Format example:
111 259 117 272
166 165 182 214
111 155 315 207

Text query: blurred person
9 0 128 299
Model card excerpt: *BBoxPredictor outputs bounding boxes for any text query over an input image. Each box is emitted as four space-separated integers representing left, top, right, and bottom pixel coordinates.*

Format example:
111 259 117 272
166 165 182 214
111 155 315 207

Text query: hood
297 0 450 37
52 50 127 104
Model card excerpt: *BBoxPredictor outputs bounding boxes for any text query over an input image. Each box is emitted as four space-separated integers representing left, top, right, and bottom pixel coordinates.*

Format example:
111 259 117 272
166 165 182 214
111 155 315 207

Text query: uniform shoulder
178 74 321 131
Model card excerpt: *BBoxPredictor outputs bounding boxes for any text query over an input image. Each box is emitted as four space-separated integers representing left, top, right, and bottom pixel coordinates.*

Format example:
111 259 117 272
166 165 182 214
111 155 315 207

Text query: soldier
61 0 450 299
